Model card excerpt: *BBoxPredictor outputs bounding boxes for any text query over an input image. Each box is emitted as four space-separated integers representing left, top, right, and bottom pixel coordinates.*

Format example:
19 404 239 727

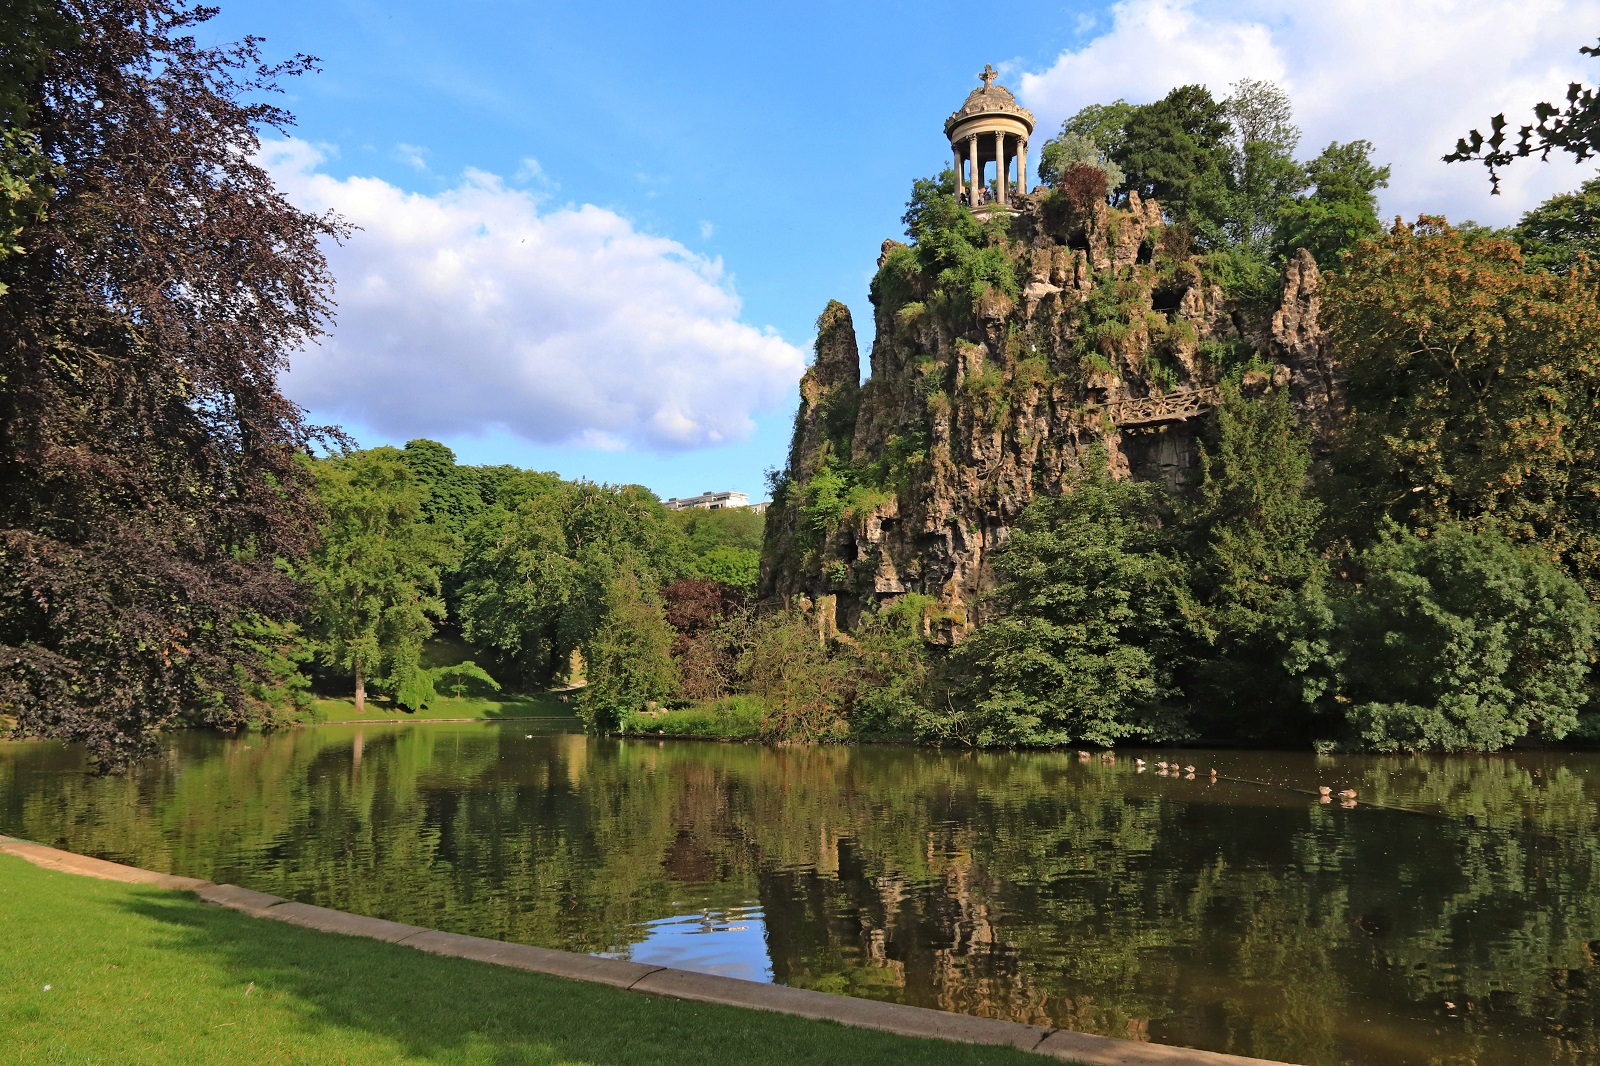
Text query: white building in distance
663 490 757 512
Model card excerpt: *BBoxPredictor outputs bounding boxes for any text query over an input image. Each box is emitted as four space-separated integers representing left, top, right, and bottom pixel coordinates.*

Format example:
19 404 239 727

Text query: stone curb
0 834 1300 1066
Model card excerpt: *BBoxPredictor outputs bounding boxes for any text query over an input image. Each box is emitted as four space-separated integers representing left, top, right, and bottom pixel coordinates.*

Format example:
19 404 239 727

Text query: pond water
2 722 1598 1065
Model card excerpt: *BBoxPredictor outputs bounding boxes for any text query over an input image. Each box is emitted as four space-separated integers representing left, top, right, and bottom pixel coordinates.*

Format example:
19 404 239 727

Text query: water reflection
610 905 771 982
1 724 1597 1065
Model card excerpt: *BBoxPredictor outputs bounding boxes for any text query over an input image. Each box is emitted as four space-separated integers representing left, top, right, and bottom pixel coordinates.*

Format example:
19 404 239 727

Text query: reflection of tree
2 736 1599 1064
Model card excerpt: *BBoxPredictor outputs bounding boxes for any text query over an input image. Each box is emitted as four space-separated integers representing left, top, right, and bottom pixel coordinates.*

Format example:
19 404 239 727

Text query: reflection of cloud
1019 0 1600 224
264 140 805 452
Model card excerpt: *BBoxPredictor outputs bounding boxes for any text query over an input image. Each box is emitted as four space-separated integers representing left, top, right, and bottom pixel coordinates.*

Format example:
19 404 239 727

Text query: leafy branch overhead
1447 37 1600 189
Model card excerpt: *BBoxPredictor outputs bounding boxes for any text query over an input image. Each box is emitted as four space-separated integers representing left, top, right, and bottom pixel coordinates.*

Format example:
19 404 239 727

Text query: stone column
995 131 1008 204
953 146 965 201
968 134 980 204
1019 138 1029 195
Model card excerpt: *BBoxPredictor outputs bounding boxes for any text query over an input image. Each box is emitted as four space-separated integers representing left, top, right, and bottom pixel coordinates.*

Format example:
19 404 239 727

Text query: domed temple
945 64 1035 216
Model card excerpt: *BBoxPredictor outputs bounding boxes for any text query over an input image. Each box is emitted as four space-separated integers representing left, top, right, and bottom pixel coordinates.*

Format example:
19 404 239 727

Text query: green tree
1273 140 1390 267
1179 386 1326 740
847 596 947 741
694 545 760 589
458 479 688 685
898 170 1017 314
575 566 680 731
1037 131 1125 191
1113 84 1233 243
1310 523 1599 751
303 449 458 714
400 439 485 536
1220 79 1307 256
232 614 314 726
1512 175 1600 274
456 470 573 684
669 506 764 590
1055 100 1137 165
957 453 1187 747
744 610 850 742
1323 217 1600 594
0 0 68 288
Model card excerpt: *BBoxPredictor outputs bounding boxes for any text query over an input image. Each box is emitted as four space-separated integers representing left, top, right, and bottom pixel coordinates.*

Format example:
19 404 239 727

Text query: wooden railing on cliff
1089 386 1221 428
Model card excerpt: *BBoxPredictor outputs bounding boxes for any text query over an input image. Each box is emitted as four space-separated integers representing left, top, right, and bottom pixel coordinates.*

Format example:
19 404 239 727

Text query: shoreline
0 832 1299 1066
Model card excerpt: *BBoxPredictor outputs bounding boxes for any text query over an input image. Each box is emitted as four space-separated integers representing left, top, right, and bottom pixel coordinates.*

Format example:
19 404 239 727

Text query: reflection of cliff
3 735 1600 1063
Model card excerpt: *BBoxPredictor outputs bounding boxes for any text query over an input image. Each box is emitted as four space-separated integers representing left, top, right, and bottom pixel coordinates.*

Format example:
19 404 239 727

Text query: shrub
956 451 1189 746
744 612 850 742
848 596 951 740
619 695 767 739
1311 523 1599 752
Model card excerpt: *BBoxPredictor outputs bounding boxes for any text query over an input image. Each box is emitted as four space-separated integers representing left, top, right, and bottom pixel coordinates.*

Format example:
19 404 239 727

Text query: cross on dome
978 63 998 89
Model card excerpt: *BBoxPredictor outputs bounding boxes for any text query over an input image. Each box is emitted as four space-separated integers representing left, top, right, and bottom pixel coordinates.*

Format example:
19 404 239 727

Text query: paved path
0 834 1301 1066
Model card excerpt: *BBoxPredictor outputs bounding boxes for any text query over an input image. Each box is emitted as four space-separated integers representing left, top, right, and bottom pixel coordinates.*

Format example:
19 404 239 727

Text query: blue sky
208 0 1600 501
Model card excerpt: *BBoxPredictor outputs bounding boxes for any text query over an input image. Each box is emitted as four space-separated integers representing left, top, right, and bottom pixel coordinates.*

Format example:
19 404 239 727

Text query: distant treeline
289 440 762 714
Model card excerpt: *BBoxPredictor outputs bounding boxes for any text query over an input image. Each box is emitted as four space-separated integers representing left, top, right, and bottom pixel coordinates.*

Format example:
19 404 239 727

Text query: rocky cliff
761 187 1336 637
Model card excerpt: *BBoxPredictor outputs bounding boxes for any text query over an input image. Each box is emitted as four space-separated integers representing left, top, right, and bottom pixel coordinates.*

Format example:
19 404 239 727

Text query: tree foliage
1179 386 1326 739
669 506 763 590
1308 523 1598 751
302 449 458 713
1037 131 1124 191
1273 140 1390 268
956 453 1186 747
1112 84 1233 242
0 0 342 765
1220 78 1306 256
899 170 1018 313
458 479 688 686
1324 217 1600 594
1512 175 1600 274
575 566 680 731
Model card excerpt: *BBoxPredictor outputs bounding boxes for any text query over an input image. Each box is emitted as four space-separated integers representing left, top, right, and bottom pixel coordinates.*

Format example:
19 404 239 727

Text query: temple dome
944 67 1034 138
945 85 1033 133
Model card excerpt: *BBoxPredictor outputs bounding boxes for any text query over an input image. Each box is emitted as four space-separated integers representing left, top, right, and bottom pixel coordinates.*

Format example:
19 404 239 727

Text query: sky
207 0 1600 502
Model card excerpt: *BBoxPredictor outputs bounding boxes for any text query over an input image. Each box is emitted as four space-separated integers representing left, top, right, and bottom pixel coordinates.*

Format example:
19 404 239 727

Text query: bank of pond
3 721 1598 1065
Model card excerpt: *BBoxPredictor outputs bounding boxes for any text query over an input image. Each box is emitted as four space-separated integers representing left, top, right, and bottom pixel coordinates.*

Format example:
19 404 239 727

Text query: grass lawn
305 635 579 723
0 854 1050 1065
618 695 766 739
309 693 574 724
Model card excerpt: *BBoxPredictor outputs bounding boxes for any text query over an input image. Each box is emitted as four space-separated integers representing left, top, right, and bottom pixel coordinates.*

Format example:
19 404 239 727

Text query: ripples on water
2 722 1597 1065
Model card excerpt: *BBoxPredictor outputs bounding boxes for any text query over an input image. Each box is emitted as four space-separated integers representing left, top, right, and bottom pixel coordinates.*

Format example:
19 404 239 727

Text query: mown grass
0 854 1051 1065
308 634 578 723
309 693 573 723
618 695 767 739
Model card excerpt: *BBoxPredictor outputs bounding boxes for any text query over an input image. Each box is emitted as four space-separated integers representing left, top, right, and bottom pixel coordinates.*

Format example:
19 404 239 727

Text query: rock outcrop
761 189 1336 637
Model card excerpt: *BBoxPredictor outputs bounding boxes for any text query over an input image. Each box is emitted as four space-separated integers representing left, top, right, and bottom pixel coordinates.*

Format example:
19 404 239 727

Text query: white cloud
699 220 715 240
1019 0 1600 224
264 141 805 451
393 142 430 172
514 157 551 187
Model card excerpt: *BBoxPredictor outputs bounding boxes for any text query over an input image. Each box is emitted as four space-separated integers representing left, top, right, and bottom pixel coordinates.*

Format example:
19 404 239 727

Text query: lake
2 721 1596 1065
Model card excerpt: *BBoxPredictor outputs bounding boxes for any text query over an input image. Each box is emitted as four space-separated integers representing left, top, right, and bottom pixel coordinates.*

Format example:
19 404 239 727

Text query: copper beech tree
0 1 344 765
